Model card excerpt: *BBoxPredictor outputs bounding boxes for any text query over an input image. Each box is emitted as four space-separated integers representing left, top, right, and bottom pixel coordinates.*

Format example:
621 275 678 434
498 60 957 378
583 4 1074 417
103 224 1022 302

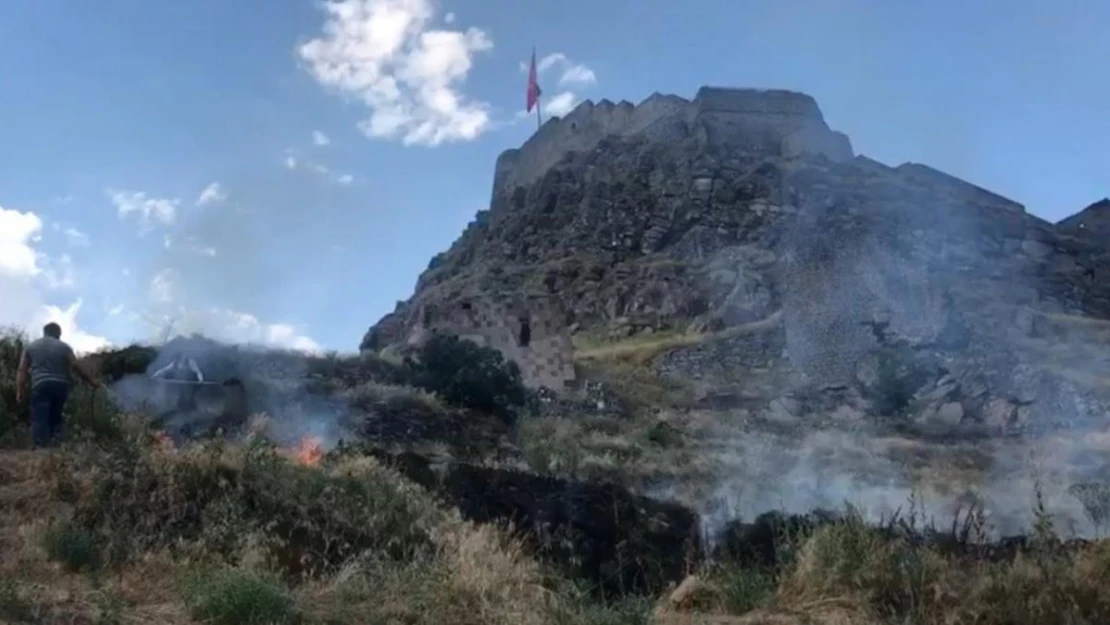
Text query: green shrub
710 565 776 614
0 329 27 443
182 567 294 625
43 522 102 573
548 582 655 625
0 577 37 623
870 346 931 418
64 385 126 445
404 335 529 423
92 344 157 383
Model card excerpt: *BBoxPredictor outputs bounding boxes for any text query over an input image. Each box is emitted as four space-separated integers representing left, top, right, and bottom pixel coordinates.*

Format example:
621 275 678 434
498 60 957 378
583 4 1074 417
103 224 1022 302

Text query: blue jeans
30 380 70 448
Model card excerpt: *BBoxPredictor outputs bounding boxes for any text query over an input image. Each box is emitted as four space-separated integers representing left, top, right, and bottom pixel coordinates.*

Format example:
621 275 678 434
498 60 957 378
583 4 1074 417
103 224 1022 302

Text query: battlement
693 87 825 119
491 86 854 200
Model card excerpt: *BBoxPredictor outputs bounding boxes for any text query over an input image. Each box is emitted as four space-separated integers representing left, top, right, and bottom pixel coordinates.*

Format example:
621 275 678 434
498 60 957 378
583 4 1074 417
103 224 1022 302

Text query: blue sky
1 0 1107 353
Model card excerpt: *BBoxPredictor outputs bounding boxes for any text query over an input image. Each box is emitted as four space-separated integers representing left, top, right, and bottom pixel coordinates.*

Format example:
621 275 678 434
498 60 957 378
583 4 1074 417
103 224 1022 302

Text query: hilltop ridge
492 86 854 199
363 85 1110 456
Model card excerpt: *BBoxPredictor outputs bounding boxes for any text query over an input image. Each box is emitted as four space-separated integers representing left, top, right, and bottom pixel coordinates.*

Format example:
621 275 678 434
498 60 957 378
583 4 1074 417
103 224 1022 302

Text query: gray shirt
24 337 75 388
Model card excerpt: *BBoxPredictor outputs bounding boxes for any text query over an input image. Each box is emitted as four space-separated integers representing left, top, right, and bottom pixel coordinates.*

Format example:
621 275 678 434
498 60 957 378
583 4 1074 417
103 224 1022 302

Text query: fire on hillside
148 429 324 467
291 436 324 467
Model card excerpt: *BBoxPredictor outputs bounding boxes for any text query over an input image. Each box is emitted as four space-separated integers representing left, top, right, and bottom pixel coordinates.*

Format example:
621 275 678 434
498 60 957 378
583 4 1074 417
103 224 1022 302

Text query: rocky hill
364 86 1110 446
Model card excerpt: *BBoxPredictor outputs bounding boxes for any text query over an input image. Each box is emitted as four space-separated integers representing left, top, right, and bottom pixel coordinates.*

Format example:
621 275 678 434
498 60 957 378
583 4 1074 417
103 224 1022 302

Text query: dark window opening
518 319 532 347
461 302 472 311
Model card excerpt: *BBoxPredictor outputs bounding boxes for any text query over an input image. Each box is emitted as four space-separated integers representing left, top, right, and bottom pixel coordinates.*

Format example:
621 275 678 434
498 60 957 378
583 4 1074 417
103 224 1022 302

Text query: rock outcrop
364 85 1110 436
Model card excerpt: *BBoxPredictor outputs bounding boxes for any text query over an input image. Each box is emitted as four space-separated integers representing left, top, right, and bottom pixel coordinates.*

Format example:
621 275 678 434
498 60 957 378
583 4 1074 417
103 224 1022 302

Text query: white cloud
108 189 178 231
282 152 355 185
298 0 494 147
196 182 227 206
142 270 319 353
62 226 89 247
0 204 108 354
163 233 217 257
40 254 75 289
544 91 578 117
260 320 322 352
209 310 320 352
41 299 110 353
532 53 564 74
0 208 43 278
149 268 177 303
312 130 331 146
188 242 218 257
163 308 320 353
558 63 596 87
522 53 595 84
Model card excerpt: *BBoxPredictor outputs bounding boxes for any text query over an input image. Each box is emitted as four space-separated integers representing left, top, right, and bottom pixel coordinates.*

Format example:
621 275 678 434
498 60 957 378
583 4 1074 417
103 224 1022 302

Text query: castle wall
492 87 856 202
413 295 576 391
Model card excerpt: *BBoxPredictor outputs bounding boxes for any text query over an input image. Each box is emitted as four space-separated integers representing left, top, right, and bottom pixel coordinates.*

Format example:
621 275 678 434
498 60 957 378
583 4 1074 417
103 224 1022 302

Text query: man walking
15 322 100 448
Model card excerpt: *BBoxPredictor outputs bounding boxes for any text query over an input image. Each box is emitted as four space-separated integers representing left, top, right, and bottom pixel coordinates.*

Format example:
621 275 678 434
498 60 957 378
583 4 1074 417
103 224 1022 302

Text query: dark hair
43 322 62 339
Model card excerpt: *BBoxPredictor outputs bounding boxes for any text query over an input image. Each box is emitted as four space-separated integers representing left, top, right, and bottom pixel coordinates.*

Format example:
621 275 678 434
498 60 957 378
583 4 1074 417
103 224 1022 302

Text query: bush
43 522 102 573
182 567 294 625
710 565 776 614
88 344 157 384
405 335 529 423
0 578 37 623
64 385 127 445
0 329 27 443
870 346 931 418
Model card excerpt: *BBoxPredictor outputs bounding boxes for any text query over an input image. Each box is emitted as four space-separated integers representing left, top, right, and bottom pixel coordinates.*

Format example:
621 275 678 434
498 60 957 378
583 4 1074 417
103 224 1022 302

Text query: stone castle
399 294 576 391
368 87 867 388
365 85 1106 415
491 87 855 199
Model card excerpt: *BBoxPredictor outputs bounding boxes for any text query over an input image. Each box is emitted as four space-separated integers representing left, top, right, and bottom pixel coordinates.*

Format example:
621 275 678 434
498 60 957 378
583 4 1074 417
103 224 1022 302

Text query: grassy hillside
3 330 1110 625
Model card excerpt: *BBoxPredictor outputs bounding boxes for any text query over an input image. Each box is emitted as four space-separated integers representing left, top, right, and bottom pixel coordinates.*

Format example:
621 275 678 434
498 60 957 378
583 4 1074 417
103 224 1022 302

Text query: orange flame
292 436 324 467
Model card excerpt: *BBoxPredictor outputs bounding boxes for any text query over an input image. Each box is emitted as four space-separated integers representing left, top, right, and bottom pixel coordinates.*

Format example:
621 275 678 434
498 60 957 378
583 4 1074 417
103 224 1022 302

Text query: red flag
526 49 542 113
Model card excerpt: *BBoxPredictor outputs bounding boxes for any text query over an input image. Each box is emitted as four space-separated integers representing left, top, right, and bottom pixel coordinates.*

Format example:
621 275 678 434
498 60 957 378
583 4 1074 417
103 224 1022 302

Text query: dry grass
8 329 1110 624
0 436 577 625
518 410 721 493
345 379 448 412
570 314 784 413
7 432 1110 625
575 312 782 366
652 511 1110 625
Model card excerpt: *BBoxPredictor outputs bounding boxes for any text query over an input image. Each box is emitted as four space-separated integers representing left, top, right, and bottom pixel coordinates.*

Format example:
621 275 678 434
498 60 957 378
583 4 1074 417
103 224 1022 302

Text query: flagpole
536 93 542 130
